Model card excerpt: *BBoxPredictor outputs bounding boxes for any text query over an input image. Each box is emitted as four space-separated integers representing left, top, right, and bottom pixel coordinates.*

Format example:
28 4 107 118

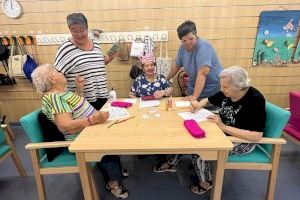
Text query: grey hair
31 64 54 94
219 66 251 90
67 12 88 29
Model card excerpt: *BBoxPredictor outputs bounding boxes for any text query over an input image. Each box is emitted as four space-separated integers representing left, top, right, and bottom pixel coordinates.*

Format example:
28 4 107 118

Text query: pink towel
184 119 205 138
141 95 155 100
111 101 132 108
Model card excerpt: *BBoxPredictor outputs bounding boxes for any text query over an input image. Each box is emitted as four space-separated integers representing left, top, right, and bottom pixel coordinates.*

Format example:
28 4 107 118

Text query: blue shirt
176 38 222 98
131 74 171 97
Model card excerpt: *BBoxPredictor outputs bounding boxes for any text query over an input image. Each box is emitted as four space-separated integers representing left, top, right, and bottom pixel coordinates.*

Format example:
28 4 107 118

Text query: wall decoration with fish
253 10 300 66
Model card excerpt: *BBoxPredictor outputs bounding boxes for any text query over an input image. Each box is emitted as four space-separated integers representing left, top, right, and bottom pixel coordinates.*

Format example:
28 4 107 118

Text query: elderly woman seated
31 64 129 199
129 54 173 99
153 66 266 195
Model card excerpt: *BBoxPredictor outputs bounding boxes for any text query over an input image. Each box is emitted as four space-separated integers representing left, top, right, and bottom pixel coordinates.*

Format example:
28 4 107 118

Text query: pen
188 96 196 110
107 120 119 128
115 116 135 124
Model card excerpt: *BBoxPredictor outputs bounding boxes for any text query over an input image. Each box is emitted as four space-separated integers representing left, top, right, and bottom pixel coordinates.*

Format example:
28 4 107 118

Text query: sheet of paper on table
104 107 130 121
139 98 160 108
175 101 191 107
178 109 214 122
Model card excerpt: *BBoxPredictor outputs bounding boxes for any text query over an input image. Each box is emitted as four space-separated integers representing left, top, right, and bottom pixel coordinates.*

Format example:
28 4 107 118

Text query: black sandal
106 184 129 199
122 168 129 177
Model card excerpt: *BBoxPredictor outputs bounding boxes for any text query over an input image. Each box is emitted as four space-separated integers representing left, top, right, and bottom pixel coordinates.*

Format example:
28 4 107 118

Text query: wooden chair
0 123 26 177
225 102 290 200
20 109 99 200
283 91 300 146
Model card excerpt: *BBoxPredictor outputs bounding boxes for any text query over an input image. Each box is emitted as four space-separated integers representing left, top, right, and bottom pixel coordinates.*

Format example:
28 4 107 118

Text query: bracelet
87 116 93 126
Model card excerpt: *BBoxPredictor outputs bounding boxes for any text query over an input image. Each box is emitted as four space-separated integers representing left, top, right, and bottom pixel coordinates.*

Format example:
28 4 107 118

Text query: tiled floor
0 125 299 200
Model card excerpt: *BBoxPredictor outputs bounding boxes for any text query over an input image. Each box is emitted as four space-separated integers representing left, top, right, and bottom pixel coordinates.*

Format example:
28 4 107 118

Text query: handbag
130 37 144 57
8 38 27 77
156 40 172 78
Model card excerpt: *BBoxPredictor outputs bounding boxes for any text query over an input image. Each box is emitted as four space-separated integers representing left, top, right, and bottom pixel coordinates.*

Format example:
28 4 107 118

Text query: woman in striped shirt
31 64 129 199
54 12 116 110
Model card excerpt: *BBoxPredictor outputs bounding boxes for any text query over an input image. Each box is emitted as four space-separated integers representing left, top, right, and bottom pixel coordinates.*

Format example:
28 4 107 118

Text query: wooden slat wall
1 0 300 121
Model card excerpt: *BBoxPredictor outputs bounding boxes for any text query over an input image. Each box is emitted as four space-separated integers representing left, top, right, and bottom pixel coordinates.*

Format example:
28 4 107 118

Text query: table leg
211 150 228 200
76 152 95 200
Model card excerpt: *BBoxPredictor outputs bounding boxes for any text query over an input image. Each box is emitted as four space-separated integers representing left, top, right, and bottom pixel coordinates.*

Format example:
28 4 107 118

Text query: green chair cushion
0 144 10 157
40 149 77 168
228 146 271 163
40 149 96 168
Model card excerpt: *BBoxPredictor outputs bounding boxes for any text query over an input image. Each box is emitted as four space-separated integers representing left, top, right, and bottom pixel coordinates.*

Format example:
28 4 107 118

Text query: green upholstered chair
225 101 290 200
20 109 98 200
0 123 26 177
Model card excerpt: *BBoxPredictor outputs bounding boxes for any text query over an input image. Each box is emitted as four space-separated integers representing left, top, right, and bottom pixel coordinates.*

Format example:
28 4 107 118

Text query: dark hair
177 20 197 39
67 12 88 29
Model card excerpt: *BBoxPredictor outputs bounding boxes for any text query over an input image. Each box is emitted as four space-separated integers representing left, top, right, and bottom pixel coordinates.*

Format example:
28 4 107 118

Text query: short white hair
219 66 251 90
31 64 54 94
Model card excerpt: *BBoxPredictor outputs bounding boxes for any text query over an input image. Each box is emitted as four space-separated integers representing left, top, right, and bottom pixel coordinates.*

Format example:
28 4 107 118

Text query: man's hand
181 95 197 101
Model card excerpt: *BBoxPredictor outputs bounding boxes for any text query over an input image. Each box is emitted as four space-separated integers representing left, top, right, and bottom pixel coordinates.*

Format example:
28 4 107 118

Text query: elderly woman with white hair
31 64 129 199
153 66 266 195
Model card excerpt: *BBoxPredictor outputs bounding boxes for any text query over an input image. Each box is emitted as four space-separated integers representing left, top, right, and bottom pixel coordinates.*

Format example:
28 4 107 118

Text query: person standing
54 12 115 110
167 20 223 101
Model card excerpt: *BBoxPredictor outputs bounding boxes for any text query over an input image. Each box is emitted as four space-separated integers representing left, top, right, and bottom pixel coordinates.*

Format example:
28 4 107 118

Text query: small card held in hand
184 119 205 138
141 95 155 101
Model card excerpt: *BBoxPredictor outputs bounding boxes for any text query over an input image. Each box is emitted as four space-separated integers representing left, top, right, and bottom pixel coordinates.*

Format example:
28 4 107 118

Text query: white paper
178 109 214 122
103 107 130 121
139 98 160 108
175 101 191 107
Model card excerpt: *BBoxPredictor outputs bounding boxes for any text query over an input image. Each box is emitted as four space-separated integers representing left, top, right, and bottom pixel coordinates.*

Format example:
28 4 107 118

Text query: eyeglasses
180 35 196 44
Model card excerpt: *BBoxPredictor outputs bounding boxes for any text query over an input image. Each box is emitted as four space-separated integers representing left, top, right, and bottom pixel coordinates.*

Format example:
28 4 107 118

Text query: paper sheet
139 98 160 108
104 107 130 121
178 109 214 122
175 101 191 108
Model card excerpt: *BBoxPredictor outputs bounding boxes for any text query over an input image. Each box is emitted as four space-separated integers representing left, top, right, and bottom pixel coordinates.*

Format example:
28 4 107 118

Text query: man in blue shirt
167 20 223 100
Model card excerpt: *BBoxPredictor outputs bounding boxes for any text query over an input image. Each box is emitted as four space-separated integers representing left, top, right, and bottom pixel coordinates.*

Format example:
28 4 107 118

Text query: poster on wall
253 11 300 66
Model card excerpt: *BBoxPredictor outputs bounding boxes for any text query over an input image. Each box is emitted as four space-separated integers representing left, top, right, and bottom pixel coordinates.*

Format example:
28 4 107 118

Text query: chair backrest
0 127 5 144
20 109 46 157
288 91 300 129
262 102 290 153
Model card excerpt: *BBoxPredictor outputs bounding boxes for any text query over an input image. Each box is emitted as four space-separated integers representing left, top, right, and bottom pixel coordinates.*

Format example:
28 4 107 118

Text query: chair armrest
25 141 72 150
227 136 286 145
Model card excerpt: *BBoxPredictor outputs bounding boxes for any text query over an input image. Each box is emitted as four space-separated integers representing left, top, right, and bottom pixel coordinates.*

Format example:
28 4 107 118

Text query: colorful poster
253 11 300 66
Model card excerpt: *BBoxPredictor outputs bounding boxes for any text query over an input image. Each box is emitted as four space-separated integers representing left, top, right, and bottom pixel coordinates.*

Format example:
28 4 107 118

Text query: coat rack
0 35 36 46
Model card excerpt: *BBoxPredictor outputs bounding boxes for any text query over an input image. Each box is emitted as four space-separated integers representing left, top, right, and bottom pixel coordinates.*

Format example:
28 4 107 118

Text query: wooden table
69 98 233 200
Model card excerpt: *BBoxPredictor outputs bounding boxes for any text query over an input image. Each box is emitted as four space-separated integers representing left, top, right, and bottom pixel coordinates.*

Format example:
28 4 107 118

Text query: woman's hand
93 111 109 124
153 90 165 99
207 115 226 131
75 75 85 89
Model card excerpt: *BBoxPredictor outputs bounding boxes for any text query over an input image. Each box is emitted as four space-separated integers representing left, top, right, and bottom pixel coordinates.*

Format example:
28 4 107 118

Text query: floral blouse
131 74 171 97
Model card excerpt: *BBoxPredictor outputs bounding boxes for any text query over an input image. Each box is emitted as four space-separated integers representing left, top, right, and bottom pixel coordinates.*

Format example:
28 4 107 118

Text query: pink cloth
139 54 155 64
111 101 132 108
184 119 205 138
284 91 300 141
141 95 155 101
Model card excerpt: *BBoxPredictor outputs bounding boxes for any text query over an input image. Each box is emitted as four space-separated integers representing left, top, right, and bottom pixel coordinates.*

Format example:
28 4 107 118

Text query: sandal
190 181 212 195
152 162 177 173
122 168 129 177
106 184 129 199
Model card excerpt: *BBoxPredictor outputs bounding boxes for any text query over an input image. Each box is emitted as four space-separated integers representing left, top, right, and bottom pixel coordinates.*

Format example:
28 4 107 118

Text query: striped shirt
54 39 109 102
42 91 96 140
